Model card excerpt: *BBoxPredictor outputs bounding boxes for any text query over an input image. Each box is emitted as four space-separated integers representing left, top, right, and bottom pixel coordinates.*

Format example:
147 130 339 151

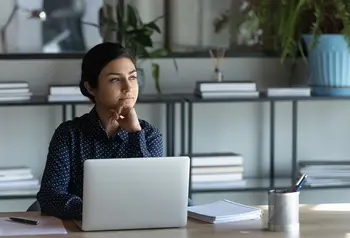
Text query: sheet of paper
0 216 67 236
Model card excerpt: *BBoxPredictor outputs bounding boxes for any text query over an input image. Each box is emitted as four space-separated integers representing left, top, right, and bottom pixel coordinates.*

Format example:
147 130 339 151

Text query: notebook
187 200 263 224
0 216 67 236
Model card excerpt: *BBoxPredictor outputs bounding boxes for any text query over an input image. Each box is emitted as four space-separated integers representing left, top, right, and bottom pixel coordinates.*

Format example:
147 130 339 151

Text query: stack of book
48 85 89 102
187 199 262 223
264 87 311 97
0 81 32 101
190 152 245 190
0 166 40 197
194 81 259 99
298 160 350 187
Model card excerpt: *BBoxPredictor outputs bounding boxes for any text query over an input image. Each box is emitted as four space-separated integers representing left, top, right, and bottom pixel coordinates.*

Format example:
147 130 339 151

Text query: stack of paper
194 81 259 99
190 153 246 190
48 85 89 102
0 81 32 101
0 166 40 197
187 200 262 224
298 161 350 187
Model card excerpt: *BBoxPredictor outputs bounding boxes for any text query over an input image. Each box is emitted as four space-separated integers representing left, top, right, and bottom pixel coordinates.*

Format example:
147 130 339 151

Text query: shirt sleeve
36 123 82 219
127 121 163 157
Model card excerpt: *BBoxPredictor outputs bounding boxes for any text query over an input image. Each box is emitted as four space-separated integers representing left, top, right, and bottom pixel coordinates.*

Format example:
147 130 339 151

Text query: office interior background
0 0 349 212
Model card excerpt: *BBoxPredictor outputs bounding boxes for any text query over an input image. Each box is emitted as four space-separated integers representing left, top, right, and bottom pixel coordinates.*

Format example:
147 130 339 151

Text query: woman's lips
119 97 133 100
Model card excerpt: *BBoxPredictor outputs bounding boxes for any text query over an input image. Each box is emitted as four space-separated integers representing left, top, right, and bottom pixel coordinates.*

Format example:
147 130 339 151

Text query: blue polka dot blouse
36 106 163 219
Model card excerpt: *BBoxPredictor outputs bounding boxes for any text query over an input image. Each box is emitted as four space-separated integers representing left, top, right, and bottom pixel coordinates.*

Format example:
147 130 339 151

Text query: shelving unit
2 93 350 201
0 94 186 200
184 94 350 198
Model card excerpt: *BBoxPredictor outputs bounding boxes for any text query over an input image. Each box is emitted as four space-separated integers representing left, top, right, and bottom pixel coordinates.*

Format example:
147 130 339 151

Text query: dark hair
79 42 136 102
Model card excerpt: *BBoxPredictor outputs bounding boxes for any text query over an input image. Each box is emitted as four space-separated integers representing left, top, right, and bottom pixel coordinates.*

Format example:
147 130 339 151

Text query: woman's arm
127 121 163 157
36 124 82 219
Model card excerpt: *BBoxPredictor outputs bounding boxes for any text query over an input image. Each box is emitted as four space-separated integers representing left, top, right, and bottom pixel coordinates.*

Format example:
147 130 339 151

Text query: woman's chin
119 98 135 107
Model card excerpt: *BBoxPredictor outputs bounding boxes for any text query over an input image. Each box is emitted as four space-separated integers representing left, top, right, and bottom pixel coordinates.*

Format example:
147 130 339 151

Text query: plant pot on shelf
302 34 350 96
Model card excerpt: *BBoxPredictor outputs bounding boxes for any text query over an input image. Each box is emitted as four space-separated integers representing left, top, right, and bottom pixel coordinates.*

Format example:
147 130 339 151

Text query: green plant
85 3 178 94
252 0 350 62
213 2 262 47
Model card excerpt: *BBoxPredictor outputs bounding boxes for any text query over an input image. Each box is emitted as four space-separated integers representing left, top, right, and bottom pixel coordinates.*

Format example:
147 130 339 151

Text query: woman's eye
111 78 120 82
130 76 137 80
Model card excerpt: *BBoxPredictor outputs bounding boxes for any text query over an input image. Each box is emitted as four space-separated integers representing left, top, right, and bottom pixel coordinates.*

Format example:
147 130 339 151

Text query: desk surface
2 204 350 238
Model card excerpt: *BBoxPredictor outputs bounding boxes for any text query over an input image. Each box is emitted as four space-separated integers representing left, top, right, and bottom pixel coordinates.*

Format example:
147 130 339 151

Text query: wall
1 57 350 212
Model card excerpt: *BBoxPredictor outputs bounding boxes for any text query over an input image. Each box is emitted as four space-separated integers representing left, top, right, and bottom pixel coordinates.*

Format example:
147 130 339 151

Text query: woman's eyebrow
128 69 136 74
107 69 136 76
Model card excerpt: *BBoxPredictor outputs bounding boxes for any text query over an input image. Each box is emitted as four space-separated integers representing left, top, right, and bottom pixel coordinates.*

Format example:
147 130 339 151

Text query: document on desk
0 216 67 236
188 199 263 224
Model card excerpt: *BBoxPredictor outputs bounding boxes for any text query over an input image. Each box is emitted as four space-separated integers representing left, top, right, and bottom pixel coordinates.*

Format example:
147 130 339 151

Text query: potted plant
85 2 176 94
213 1 263 49
250 0 350 96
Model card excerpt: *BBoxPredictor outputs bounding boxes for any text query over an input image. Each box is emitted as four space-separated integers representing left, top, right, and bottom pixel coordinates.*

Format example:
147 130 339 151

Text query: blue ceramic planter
302 34 350 96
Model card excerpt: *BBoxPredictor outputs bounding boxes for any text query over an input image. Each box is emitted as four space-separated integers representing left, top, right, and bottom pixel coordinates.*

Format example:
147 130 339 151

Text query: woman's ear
84 81 95 97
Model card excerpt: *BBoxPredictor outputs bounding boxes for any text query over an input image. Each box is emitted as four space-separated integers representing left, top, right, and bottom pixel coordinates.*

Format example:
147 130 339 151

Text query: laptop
74 156 190 231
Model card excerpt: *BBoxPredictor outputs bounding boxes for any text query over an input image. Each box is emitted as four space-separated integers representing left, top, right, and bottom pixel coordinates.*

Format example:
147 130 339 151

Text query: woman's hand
110 103 141 132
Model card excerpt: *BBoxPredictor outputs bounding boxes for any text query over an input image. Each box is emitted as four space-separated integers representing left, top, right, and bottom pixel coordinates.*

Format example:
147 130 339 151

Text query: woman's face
92 57 138 110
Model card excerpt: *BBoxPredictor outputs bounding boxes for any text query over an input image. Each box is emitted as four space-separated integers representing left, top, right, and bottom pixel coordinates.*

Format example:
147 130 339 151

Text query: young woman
36 42 164 219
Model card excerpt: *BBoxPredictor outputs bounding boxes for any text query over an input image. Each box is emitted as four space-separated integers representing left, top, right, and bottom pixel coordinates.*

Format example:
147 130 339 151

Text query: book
187 200 262 224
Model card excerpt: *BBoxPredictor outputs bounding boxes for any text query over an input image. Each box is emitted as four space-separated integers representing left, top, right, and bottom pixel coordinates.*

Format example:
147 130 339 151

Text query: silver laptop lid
81 156 190 231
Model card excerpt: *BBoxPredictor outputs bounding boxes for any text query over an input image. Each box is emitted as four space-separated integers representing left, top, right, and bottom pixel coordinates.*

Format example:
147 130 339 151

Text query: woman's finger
115 101 125 117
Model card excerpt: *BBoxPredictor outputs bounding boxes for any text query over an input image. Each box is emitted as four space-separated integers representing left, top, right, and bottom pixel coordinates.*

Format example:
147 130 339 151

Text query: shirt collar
88 106 128 141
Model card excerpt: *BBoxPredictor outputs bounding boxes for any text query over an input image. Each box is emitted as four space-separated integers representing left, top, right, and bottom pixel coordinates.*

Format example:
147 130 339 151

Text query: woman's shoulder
53 114 90 137
138 119 162 136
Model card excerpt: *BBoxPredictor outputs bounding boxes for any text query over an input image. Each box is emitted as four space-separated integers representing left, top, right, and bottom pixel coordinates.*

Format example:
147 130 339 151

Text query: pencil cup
268 190 300 232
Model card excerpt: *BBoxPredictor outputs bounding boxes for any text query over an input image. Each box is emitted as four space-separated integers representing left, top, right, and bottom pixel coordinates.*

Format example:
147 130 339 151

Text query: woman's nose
121 80 132 92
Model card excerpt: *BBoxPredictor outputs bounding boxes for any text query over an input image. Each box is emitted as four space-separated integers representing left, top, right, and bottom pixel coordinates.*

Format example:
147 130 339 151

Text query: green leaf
145 22 161 33
127 4 138 28
148 48 168 58
135 45 150 58
253 0 314 63
152 63 161 94
105 21 115 42
116 2 125 44
116 3 124 23
151 15 164 23
173 58 179 74
134 34 153 47
126 28 152 36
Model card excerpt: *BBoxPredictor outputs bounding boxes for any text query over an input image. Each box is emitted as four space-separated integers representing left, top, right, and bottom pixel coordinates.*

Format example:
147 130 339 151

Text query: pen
294 175 307 192
9 217 39 225
289 174 306 192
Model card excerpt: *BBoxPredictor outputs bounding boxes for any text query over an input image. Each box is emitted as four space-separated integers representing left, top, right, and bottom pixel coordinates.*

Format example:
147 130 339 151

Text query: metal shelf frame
184 94 350 198
0 94 187 200
1 93 350 199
